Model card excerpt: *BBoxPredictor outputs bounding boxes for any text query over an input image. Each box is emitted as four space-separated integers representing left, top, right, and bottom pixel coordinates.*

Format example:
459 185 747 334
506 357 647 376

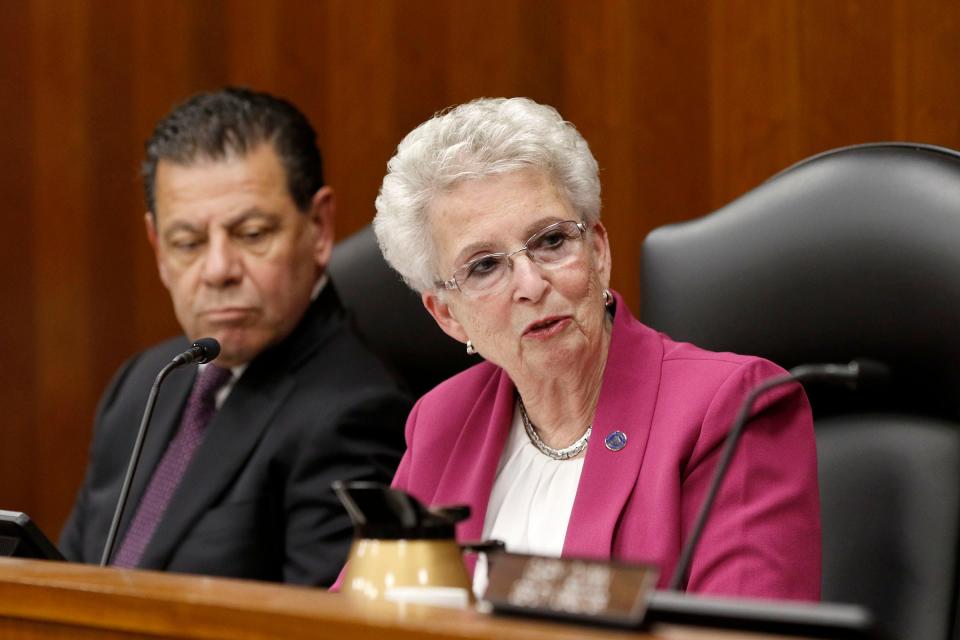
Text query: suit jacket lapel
140 367 295 568
563 296 664 559
430 368 516 544
138 285 344 569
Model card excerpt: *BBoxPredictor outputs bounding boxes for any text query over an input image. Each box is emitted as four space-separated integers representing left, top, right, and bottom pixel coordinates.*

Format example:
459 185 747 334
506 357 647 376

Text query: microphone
788 359 889 390
171 337 221 366
99 338 221 567
667 358 889 591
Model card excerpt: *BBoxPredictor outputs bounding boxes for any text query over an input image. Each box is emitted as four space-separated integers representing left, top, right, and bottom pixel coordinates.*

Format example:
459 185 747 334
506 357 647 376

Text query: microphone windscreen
193 337 221 364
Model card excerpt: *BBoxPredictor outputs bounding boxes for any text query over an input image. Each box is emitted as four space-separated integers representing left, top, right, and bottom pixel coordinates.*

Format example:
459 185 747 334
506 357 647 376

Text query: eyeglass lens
455 220 584 294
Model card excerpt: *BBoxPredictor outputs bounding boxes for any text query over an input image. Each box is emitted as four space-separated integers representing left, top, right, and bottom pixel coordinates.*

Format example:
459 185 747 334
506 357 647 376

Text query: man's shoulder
294 314 408 393
254 286 405 392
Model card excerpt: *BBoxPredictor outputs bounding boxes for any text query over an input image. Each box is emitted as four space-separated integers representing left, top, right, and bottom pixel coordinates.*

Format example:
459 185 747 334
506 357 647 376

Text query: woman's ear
590 220 612 287
422 290 469 344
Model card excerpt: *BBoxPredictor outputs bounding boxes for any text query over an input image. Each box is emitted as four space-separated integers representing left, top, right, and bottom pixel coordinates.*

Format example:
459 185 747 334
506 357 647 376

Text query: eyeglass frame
436 219 589 295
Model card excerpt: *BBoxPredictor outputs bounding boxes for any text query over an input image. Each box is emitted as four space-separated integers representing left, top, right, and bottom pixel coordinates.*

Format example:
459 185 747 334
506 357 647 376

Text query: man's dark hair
143 87 324 215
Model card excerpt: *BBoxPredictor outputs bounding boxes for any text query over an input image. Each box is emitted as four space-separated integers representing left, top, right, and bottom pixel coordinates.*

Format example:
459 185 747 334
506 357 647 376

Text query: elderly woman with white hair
373 97 820 600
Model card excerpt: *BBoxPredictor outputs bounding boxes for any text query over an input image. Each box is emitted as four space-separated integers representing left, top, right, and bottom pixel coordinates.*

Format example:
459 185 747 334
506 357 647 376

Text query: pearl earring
466 340 477 355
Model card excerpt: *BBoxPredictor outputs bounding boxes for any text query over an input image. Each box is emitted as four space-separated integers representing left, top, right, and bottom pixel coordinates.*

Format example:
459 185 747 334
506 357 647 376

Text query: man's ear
421 290 469 344
144 212 171 289
308 186 336 270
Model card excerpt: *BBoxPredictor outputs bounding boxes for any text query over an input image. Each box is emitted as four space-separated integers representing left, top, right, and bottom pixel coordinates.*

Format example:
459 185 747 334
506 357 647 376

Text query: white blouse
473 400 587 597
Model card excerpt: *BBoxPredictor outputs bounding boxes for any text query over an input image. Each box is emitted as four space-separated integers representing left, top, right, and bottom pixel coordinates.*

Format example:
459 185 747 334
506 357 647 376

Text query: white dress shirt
473 400 587 597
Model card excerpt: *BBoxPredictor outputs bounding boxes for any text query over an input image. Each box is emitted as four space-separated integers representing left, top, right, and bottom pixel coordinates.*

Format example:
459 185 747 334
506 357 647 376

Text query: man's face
146 143 334 368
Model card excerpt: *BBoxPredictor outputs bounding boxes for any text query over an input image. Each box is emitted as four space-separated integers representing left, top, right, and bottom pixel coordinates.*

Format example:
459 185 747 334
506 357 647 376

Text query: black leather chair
640 142 960 640
328 225 479 399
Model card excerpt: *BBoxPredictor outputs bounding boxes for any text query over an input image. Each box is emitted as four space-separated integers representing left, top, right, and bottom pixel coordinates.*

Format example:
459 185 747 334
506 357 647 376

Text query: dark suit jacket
60 284 410 586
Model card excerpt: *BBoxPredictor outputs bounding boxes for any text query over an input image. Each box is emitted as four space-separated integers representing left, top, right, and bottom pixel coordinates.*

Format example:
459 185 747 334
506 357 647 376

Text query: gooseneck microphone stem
99 361 180 567
666 359 888 592
99 338 220 567
666 372 795 591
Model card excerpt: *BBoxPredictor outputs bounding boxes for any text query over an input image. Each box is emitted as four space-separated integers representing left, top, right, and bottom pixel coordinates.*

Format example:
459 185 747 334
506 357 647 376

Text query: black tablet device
0 510 65 560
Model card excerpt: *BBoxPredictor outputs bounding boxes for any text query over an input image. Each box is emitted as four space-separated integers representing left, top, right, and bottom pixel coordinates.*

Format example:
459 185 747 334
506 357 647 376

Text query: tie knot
194 364 232 402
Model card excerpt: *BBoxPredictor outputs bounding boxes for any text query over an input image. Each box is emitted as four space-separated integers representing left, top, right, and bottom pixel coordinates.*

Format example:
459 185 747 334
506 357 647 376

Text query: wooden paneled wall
1 0 958 538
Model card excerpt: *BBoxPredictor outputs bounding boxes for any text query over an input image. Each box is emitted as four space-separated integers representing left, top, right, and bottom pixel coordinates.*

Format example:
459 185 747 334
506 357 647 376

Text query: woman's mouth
523 316 571 339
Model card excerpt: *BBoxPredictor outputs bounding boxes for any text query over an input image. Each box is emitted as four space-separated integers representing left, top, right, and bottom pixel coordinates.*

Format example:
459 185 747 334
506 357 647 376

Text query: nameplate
484 552 658 628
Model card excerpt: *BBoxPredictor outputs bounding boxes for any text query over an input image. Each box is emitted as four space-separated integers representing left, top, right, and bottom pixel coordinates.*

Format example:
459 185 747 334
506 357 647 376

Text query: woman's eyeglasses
439 220 588 296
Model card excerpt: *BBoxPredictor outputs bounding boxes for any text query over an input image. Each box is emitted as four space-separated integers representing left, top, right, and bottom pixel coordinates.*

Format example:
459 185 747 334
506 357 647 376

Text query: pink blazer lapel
563 296 664 559
430 368 516 543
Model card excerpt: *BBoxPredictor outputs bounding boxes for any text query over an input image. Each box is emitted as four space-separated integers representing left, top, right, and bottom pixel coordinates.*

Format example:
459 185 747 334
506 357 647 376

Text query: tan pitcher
333 481 502 606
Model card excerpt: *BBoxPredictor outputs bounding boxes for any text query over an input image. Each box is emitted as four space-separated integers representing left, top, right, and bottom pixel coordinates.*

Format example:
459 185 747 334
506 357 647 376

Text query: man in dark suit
60 88 410 586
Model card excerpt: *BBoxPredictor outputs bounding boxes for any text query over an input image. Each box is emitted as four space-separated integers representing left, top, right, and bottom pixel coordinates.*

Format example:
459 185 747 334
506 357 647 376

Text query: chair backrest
640 142 960 640
328 225 479 399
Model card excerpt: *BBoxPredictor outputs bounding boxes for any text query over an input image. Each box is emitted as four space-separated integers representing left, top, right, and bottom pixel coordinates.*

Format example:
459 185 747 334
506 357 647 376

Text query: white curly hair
373 97 601 293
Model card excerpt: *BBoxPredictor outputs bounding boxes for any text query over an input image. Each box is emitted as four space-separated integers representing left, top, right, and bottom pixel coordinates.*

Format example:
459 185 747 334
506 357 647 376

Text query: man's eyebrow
162 220 200 237
223 208 279 228
161 208 281 238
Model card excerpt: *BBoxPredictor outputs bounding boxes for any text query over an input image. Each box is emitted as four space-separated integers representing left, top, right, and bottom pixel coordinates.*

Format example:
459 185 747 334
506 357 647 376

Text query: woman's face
421 168 612 382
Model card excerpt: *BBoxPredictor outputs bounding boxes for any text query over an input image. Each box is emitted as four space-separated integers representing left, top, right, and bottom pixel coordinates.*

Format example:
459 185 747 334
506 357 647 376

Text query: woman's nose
510 252 548 302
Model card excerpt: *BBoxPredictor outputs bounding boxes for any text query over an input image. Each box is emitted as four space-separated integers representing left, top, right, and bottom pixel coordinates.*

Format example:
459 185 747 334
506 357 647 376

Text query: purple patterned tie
112 364 232 568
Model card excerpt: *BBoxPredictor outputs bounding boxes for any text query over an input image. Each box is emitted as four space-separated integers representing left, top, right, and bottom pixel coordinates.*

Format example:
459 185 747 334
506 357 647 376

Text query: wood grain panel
130 0 223 351
393 0 453 132
0 558 787 640
564 1 641 310
1 0 959 540
894 0 960 143
516 0 567 110
322 0 400 238
709 0 801 207
0 1 37 516
225 0 281 87
446 1 523 102
798 0 896 156
84 0 143 411
563 0 712 313
29 0 96 533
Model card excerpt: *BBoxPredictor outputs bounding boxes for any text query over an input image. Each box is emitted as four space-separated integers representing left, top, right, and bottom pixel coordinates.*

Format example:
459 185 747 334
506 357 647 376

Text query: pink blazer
391 292 821 601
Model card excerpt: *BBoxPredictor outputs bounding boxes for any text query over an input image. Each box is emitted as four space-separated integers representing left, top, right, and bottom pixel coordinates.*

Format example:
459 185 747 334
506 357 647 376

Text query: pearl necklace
517 396 591 461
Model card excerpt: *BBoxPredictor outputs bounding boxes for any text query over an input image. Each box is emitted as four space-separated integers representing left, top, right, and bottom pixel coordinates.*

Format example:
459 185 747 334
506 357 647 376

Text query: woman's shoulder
612 299 788 383
649 330 791 398
660 335 780 368
401 360 510 460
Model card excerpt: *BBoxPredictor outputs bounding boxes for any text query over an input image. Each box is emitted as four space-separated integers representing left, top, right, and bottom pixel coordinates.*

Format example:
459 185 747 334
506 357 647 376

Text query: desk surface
0 558 808 640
